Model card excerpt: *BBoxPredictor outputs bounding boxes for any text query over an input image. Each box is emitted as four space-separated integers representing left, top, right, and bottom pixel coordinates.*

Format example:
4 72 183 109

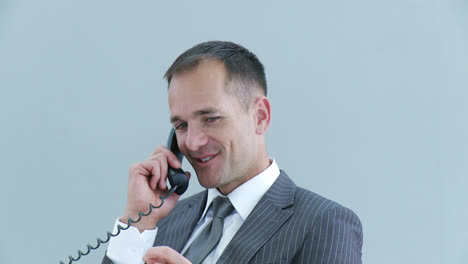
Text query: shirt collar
200 159 280 222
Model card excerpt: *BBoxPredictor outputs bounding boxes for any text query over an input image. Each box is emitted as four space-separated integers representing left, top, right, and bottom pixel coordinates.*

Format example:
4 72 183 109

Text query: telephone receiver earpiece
166 128 189 195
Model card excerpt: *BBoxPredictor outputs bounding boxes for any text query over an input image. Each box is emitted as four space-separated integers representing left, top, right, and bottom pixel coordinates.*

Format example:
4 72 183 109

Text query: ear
252 96 271 135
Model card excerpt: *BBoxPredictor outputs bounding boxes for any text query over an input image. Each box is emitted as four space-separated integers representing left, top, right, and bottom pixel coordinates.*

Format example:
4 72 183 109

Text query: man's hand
120 145 190 232
143 246 191 264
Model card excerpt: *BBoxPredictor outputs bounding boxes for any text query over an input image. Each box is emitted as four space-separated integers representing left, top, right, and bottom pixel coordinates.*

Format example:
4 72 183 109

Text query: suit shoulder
294 186 361 223
276 170 360 221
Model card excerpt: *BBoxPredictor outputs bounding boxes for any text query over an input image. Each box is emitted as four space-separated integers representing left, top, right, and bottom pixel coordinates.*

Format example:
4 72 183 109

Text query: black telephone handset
59 129 189 264
166 128 189 195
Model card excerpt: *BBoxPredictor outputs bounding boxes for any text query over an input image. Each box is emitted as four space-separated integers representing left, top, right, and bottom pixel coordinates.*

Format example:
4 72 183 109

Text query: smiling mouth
195 154 218 165
200 156 213 162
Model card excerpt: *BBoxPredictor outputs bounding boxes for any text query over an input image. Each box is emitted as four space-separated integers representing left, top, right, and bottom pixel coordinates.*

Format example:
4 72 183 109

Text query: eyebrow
170 107 220 124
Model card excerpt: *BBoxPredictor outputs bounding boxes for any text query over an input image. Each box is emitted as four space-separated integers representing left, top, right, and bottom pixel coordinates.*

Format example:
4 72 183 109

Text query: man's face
168 59 258 194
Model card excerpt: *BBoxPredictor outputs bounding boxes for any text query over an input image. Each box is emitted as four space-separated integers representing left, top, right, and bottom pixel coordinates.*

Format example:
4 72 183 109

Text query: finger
144 260 163 264
143 246 190 264
155 145 182 169
130 163 151 178
140 160 160 190
159 159 168 190
148 152 163 162
144 259 163 264
149 164 159 190
142 247 166 263
148 151 175 191
151 145 166 156
166 149 182 169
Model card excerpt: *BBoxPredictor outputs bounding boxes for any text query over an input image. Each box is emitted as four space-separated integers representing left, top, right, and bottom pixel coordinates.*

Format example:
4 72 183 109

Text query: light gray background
1 0 467 263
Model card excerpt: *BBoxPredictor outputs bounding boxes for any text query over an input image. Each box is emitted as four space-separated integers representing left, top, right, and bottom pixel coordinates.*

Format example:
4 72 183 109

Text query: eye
206 116 221 123
175 122 187 131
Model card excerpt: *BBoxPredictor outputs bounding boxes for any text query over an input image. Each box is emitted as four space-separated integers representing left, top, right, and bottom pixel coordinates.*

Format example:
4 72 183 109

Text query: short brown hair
164 41 267 109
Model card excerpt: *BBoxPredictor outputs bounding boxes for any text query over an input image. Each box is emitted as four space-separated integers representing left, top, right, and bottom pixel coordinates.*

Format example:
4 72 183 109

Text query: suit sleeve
295 205 363 264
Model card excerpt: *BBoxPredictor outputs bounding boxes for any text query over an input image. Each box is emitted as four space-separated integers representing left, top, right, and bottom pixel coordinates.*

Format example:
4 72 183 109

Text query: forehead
168 59 240 118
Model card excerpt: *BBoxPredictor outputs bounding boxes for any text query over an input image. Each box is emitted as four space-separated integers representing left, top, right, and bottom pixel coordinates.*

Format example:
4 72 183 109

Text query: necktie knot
212 196 234 219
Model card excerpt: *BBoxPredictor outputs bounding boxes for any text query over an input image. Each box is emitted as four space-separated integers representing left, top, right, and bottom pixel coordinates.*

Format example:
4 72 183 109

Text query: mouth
194 153 218 166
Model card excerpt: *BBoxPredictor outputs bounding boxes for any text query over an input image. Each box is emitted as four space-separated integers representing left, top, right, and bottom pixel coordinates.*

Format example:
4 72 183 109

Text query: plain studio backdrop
1 1 467 263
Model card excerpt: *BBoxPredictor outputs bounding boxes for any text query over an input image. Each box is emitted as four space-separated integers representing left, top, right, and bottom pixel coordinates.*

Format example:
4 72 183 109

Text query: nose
184 126 208 151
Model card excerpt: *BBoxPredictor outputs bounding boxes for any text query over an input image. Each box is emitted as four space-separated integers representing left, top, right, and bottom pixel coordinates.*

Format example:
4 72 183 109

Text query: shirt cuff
106 218 158 264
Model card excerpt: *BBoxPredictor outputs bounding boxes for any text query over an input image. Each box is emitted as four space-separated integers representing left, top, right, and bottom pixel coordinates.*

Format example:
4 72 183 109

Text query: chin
199 181 219 190
196 173 220 189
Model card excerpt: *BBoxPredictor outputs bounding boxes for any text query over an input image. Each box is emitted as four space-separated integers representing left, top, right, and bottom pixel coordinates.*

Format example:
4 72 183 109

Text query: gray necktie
184 196 234 264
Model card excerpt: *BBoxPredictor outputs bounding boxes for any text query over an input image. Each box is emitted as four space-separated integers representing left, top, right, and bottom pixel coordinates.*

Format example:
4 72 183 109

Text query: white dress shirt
107 159 280 264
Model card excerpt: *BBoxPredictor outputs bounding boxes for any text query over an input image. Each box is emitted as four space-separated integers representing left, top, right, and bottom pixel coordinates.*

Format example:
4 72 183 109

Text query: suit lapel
218 171 296 263
153 191 207 252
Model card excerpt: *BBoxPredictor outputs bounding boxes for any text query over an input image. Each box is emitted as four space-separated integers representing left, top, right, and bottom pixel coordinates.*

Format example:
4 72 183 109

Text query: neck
217 152 270 195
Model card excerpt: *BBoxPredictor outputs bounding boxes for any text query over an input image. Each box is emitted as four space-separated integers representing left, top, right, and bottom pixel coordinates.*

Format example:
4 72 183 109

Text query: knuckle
155 154 169 164
154 145 167 153
129 163 140 172
152 147 170 158
157 145 167 150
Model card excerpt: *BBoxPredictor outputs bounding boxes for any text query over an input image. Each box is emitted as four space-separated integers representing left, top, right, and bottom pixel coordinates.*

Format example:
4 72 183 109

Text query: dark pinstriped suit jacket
103 171 363 263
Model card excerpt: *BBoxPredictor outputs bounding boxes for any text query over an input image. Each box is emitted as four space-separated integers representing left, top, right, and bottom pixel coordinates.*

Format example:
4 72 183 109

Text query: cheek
176 134 184 148
229 122 255 154
176 134 189 155
210 115 255 154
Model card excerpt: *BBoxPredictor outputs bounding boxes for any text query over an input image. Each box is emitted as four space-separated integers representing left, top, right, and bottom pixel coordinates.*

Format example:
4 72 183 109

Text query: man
102 41 363 264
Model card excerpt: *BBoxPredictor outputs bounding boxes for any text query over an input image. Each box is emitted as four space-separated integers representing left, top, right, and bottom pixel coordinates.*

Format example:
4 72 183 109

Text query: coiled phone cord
59 186 178 264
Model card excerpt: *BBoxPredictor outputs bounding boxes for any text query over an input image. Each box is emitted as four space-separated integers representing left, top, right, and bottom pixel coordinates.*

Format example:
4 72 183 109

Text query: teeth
200 156 213 162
